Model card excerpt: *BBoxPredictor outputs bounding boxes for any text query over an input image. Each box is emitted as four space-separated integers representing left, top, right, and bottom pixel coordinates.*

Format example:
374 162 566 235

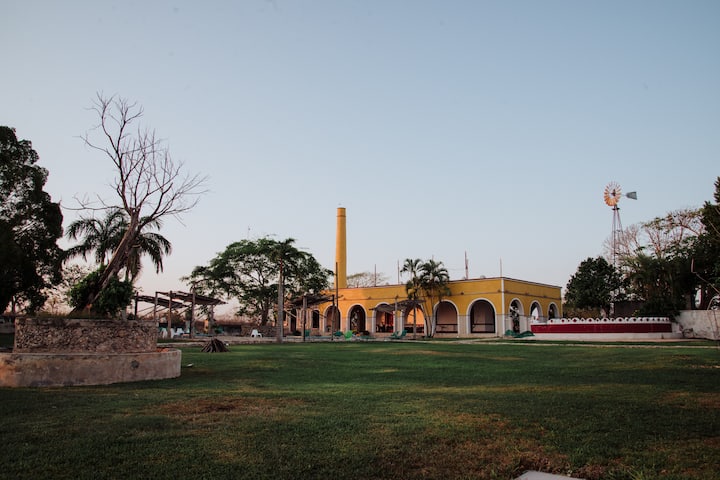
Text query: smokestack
335 207 347 289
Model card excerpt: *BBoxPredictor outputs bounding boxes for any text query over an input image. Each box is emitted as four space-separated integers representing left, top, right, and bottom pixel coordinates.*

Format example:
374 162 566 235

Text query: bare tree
643 208 704 258
603 208 704 264
346 271 388 287
603 223 643 266
72 94 206 312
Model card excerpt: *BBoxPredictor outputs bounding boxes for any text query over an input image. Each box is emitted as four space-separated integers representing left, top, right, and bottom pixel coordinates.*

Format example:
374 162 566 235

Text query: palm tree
418 259 450 337
65 208 126 265
401 258 423 301
66 208 172 283
124 217 172 282
401 258 424 337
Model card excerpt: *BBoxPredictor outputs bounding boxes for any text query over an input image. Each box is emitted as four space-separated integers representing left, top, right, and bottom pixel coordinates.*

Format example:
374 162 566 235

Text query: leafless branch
72 93 208 311
82 93 207 228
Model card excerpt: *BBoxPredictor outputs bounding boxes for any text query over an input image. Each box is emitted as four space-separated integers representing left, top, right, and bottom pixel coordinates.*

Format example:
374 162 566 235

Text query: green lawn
1 340 718 480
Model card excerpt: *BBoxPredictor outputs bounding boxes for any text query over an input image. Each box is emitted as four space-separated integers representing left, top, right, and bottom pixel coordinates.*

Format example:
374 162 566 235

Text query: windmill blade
604 181 622 207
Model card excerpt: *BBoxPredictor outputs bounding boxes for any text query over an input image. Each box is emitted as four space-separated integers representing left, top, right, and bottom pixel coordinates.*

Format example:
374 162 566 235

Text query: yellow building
296 208 562 338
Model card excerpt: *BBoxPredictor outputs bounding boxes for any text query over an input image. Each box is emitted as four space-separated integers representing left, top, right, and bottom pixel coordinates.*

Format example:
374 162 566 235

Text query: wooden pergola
134 291 225 338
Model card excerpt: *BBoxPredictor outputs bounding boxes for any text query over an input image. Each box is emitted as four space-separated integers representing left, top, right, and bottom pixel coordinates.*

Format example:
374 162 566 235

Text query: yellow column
335 207 347 289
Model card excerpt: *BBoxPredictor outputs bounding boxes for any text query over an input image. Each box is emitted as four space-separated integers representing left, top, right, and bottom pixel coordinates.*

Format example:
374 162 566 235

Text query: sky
2 0 719 309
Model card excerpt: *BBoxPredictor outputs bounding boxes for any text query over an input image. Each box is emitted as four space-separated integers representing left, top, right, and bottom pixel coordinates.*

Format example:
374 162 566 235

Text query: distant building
289 208 562 338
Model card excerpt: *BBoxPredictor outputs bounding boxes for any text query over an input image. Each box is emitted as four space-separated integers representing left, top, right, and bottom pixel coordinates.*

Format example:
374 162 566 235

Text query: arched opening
288 309 297 334
470 300 495 333
435 301 458 334
311 310 320 329
326 306 340 333
349 305 366 333
404 305 425 335
530 301 542 322
374 304 394 333
509 299 523 333
548 303 558 319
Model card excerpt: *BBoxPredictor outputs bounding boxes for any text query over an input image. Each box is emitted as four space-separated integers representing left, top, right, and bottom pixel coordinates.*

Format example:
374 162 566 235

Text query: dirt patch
482 356 525 361
155 396 305 420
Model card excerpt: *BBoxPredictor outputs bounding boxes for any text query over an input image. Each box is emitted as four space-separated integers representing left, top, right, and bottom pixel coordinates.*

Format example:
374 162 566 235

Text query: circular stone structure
0 317 181 387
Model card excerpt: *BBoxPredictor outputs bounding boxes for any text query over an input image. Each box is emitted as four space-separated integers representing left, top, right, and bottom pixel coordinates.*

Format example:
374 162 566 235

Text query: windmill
603 181 637 269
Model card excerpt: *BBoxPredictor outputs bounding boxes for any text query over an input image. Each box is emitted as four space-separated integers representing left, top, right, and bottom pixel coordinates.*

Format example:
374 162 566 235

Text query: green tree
0 127 63 314
68 266 133 317
701 177 720 241
565 257 622 316
186 237 331 326
691 176 720 308
623 252 688 317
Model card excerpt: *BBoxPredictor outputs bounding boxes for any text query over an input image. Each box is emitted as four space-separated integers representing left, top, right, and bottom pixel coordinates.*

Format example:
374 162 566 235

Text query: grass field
1 338 718 480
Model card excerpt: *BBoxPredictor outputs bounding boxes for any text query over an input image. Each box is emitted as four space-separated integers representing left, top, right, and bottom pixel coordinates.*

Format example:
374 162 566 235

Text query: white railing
538 316 670 324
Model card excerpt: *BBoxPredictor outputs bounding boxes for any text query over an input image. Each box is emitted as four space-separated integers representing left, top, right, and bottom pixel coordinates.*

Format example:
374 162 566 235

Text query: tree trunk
276 261 284 343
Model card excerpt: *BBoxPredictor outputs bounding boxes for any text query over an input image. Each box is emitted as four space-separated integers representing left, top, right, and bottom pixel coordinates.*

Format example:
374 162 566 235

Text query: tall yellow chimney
335 207 347 289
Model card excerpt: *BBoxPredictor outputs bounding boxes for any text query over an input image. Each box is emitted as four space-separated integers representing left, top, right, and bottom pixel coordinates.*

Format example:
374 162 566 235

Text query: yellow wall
315 276 561 337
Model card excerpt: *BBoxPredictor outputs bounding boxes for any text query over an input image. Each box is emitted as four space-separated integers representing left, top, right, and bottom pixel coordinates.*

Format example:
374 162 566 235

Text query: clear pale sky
2 1 719 303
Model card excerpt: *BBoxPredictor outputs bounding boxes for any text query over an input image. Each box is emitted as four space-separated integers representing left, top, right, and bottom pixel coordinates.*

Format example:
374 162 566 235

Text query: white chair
251 329 262 338
159 327 168 338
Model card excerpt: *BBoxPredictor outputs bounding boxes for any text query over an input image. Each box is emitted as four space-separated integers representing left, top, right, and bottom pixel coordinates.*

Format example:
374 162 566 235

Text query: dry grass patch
386 348 452 356
661 391 720 409
376 410 573 479
625 436 720 479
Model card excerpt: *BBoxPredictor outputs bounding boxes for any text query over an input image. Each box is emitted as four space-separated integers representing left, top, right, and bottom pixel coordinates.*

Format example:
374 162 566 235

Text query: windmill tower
603 182 637 269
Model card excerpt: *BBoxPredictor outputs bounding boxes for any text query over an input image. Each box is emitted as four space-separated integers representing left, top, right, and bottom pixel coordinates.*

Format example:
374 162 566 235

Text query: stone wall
0 349 181 387
14 317 158 354
676 310 720 340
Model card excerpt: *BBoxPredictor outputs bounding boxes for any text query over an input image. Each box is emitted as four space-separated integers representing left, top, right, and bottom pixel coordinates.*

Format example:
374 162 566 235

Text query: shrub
68 267 133 317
